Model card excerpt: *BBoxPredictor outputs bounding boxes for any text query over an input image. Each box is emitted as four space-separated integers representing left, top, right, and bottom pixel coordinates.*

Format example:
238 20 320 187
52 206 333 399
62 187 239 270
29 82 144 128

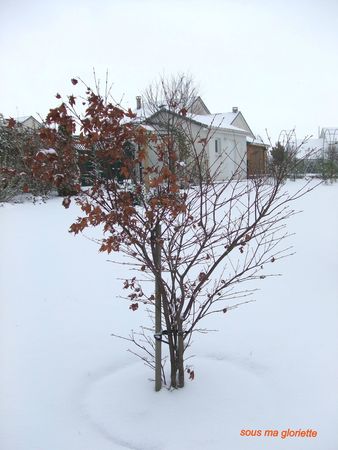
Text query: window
215 138 221 154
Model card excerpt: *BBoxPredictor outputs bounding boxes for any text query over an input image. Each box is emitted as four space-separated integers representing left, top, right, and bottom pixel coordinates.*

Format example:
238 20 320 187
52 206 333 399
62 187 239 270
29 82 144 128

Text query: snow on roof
192 112 236 128
128 107 249 134
16 116 31 123
16 115 41 123
297 138 324 159
246 135 269 146
15 116 42 127
190 112 249 133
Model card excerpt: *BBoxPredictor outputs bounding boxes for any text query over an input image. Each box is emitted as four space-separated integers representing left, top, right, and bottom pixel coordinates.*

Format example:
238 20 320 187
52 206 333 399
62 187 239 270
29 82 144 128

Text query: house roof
191 111 257 136
246 134 269 147
16 115 41 125
296 138 324 159
11 115 42 128
187 113 248 134
129 98 253 136
192 112 237 128
144 109 248 134
16 116 31 123
1 115 42 130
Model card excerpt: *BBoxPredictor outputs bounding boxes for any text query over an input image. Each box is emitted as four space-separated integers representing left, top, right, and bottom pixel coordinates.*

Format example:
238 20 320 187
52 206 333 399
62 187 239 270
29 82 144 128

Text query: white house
134 97 256 181
15 116 42 129
0 114 42 130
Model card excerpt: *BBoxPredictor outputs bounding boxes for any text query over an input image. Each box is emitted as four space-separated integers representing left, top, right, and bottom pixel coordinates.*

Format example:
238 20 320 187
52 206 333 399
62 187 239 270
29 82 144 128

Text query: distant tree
270 141 293 179
143 74 208 184
270 132 313 180
0 122 53 201
27 76 316 390
322 143 338 181
271 141 287 165
144 73 199 118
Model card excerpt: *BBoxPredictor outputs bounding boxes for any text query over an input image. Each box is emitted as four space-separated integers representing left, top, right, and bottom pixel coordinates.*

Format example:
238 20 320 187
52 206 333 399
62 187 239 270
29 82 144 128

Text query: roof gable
16 116 42 129
230 112 254 138
188 96 210 115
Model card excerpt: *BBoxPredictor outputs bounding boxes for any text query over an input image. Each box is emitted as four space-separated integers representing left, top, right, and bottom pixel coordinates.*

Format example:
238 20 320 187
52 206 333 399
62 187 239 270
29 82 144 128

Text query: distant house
13 116 42 130
297 138 324 160
294 127 338 176
297 127 338 160
134 97 264 181
0 114 42 130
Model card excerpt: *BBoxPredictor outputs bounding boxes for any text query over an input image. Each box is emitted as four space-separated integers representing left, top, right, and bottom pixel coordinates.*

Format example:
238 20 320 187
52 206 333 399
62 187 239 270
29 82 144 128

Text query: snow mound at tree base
83 356 317 450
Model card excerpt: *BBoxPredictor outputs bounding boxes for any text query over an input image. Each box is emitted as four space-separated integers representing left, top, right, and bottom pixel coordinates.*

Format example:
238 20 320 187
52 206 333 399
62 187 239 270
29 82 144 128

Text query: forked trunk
168 320 185 389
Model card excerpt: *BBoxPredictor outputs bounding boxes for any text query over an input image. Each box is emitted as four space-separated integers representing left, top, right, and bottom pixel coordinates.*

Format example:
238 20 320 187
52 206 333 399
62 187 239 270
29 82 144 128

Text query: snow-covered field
1 181 337 450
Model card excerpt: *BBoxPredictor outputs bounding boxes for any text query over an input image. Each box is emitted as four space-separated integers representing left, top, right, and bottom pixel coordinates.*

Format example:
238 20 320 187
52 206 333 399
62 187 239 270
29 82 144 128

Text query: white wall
144 113 248 182
207 130 247 181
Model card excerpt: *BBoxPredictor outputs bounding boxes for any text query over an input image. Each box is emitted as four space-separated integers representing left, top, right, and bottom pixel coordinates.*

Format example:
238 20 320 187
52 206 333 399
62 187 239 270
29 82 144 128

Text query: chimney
232 106 238 113
136 96 142 110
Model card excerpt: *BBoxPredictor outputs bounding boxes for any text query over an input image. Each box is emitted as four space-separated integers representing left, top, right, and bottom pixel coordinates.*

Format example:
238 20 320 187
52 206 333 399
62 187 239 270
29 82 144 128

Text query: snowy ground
1 181 338 450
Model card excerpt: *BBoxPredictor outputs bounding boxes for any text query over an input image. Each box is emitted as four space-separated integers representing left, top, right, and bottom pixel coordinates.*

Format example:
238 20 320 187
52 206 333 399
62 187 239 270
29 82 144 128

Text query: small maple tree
29 76 316 390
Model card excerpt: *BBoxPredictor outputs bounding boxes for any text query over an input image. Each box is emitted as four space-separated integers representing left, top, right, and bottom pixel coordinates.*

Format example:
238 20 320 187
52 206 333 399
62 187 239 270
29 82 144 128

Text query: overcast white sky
1 0 338 141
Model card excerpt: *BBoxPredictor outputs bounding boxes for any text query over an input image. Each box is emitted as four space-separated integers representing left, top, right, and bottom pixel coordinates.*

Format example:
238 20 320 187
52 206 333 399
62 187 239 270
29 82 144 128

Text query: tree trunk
177 317 185 388
168 320 185 389
169 342 178 389
154 223 162 392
